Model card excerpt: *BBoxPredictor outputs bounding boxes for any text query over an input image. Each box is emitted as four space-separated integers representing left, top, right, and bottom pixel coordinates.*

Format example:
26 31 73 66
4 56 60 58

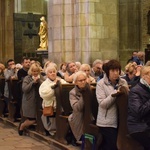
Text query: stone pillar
47 0 118 65
0 0 14 63
119 0 141 67
141 0 150 49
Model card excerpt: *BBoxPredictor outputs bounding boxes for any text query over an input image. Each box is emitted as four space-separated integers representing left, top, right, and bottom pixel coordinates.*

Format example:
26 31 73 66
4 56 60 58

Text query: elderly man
90 59 103 82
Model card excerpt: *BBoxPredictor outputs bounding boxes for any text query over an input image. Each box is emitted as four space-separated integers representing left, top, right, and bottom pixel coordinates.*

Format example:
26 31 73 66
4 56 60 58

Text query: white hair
73 71 87 82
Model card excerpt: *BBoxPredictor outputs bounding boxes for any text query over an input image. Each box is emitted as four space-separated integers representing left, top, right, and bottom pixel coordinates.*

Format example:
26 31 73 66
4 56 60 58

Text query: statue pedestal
35 49 48 65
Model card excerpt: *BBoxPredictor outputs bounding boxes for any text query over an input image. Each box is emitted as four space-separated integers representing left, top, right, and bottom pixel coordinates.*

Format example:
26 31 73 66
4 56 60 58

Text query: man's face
8 61 15 69
132 52 137 57
22 59 30 70
94 63 103 75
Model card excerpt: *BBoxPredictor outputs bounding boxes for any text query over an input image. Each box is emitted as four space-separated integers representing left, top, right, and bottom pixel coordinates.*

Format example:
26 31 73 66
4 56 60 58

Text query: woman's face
75 74 87 89
82 66 90 77
47 69 57 81
31 68 40 77
109 69 120 82
69 63 77 73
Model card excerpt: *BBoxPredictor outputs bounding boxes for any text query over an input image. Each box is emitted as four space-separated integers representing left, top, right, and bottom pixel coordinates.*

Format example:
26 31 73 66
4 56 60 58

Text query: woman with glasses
68 71 88 146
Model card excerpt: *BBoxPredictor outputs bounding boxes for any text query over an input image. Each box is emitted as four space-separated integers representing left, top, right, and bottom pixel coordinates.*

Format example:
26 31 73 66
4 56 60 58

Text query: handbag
43 101 54 116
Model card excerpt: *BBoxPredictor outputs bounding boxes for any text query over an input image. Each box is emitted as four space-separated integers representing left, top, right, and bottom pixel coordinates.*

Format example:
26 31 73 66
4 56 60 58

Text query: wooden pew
82 84 102 150
82 85 143 150
54 81 74 145
7 78 20 122
112 86 144 150
35 92 47 135
0 77 5 116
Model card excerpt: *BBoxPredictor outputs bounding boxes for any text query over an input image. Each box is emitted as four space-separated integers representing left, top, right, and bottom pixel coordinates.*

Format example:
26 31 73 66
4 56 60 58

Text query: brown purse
43 101 54 116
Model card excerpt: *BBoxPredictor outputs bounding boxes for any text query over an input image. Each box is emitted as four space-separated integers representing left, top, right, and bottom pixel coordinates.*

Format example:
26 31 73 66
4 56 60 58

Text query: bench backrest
7 79 19 101
54 81 74 116
0 77 5 98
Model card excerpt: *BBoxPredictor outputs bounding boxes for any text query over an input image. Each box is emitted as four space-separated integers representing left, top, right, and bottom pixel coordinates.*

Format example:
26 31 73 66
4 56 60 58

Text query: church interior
0 0 150 68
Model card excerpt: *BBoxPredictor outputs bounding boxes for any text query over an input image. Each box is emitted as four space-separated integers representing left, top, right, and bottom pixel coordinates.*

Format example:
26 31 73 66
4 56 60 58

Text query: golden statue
38 16 48 50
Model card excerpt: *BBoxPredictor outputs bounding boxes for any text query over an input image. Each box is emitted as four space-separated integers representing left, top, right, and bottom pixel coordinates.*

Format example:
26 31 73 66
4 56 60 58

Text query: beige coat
68 86 84 141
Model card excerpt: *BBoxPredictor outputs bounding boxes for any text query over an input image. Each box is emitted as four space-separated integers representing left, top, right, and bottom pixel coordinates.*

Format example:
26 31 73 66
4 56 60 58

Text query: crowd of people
0 50 150 149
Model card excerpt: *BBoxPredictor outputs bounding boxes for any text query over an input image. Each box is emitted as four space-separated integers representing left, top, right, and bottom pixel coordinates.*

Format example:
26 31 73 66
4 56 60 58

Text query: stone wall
47 0 118 65
141 0 150 50
119 0 141 68
0 0 14 63
14 0 47 14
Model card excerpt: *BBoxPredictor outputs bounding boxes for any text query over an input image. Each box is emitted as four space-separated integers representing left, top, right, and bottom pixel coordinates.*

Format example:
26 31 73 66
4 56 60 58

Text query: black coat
122 75 140 89
127 82 150 134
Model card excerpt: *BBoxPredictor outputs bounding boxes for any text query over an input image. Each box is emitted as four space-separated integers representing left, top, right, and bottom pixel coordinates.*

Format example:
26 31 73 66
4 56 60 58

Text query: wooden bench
0 77 5 116
35 91 47 135
7 78 21 121
82 85 144 150
54 81 74 145
113 86 144 150
82 84 102 150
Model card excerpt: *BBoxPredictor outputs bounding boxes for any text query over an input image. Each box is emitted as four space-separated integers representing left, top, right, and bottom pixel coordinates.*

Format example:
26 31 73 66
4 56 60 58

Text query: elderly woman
68 71 88 146
96 59 128 150
39 63 67 135
18 63 44 136
128 66 150 149
79 63 95 84
64 61 78 83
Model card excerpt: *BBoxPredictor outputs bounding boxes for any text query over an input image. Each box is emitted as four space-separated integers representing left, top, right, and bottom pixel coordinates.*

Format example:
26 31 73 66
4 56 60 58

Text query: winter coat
39 78 67 109
128 82 150 134
96 74 128 128
68 85 87 141
22 75 44 118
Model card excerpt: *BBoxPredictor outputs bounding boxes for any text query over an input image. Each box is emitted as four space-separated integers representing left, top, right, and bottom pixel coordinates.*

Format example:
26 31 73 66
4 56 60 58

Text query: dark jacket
22 75 44 118
122 75 140 89
128 82 150 134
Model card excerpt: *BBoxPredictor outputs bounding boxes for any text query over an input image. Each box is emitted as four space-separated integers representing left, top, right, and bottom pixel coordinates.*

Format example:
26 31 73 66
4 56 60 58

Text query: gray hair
92 59 103 67
45 63 57 75
73 71 87 82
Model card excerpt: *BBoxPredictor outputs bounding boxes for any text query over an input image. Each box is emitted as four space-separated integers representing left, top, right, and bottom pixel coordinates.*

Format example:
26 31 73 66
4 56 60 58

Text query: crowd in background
0 50 150 149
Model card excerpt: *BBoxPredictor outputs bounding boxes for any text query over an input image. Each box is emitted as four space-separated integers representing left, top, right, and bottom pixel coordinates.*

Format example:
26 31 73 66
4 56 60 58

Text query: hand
11 64 16 69
33 76 40 83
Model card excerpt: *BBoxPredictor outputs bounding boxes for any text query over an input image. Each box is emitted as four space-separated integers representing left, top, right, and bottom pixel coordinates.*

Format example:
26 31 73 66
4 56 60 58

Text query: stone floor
0 122 60 150
0 117 81 150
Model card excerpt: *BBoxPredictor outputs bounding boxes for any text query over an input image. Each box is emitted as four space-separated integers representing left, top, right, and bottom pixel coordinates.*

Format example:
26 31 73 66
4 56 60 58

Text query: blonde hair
79 64 91 71
28 63 41 75
140 66 150 77
0 63 5 71
145 61 150 66
125 62 136 74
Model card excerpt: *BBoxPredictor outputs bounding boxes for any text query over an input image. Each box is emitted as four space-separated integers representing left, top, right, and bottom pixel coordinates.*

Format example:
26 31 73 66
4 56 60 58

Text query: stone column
0 0 14 63
119 0 141 67
47 0 118 65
